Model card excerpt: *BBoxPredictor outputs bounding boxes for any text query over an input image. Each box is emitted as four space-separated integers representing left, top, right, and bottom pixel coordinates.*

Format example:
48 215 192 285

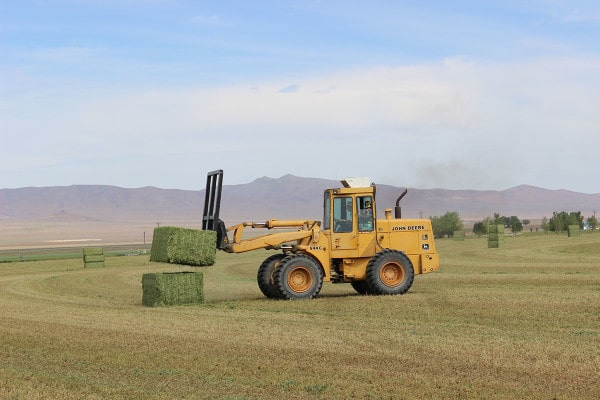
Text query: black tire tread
365 249 414 295
257 254 286 298
273 254 323 300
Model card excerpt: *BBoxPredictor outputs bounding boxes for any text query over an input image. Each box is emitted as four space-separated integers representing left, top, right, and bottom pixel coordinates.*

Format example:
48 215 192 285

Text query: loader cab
323 179 377 257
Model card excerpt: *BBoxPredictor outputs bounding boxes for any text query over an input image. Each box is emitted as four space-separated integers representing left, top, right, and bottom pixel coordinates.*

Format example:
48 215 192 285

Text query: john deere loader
203 170 439 299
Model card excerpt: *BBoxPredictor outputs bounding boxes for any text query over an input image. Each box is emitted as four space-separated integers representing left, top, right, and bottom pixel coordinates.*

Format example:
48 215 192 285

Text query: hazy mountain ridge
1 177 599 224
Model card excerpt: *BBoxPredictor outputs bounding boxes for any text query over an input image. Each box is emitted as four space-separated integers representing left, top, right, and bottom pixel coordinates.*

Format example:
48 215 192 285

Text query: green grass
0 244 149 262
1 233 599 399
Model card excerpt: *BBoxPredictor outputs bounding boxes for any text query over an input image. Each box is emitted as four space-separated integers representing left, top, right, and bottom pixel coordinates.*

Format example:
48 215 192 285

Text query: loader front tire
273 254 323 300
257 254 286 299
366 249 414 295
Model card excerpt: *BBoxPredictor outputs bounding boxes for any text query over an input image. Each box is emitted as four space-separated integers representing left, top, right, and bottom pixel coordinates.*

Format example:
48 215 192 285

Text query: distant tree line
470 211 598 236
541 211 598 233
430 210 598 239
472 213 529 236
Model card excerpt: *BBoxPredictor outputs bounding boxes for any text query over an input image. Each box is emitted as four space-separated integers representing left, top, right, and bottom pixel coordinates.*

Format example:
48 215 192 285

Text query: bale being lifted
150 226 216 266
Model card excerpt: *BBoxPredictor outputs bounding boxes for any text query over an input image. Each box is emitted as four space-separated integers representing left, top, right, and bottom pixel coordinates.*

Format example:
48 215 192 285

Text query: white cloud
2 56 600 191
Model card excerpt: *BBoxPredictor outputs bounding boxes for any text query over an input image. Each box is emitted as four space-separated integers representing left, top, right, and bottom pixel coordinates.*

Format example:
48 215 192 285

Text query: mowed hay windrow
142 272 204 306
150 227 217 266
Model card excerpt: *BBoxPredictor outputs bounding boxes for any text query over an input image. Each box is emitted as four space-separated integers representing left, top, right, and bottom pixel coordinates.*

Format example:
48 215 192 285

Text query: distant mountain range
2 175 600 225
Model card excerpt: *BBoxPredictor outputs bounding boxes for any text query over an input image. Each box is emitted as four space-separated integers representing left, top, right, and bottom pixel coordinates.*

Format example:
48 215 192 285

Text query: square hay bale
487 224 505 234
85 261 105 268
142 272 204 307
568 225 581 237
488 233 500 241
84 255 105 263
83 247 104 256
488 240 500 248
149 227 174 263
83 247 105 268
150 227 216 266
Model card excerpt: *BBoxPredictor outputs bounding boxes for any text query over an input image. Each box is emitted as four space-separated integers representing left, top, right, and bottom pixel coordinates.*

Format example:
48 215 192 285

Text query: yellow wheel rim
287 266 313 293
380 262 405 287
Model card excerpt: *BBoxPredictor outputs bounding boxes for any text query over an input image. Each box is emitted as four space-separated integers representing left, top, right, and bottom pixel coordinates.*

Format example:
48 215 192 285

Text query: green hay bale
83 247 103 256
487 225 505 234
150 227 216 266
85 261 105 268
568 225 581 237
488 233 500 241
83 247 104 268
454 231 465 241
488 240 500 248
142 272 204 307
149 227 174 263
84 255 105 263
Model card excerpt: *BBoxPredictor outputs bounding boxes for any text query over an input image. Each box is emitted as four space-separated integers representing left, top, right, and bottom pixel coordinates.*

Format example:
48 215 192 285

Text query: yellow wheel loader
203 170 439 299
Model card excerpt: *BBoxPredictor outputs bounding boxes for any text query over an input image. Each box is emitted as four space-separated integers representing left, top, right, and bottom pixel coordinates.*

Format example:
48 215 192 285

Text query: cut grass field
1 233 599 399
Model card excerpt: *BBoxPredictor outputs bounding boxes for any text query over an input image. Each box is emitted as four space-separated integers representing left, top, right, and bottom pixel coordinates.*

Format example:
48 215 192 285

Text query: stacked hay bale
454 230 465 241
150 227 216 266
488 224 505 248
83 247 105 268
568 225 581 237
145 226 216 306
142 272 204 307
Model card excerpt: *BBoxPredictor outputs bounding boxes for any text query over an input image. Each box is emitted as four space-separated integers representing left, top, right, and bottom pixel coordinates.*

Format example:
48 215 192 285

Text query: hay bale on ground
488 224 505 234
488 233 500 241
83 247 105 268
488 225 505 248
142 272 204 307
150 227 216 266
454 231 465 241
568 225 581 237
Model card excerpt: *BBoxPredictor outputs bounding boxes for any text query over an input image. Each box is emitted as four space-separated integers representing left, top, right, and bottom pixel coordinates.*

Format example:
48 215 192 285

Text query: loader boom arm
202 170 321 253
223 219 320 253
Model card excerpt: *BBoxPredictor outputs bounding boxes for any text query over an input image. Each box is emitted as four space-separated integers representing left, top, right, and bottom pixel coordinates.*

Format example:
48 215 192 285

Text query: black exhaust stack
395 189 408 219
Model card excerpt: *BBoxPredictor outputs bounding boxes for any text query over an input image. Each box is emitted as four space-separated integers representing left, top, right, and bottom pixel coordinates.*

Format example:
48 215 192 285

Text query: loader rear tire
273 254 323 300
366 249 414 295
257 254 286 299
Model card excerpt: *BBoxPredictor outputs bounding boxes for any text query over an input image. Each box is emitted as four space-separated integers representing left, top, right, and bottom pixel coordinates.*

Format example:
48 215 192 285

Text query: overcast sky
2 1 599 193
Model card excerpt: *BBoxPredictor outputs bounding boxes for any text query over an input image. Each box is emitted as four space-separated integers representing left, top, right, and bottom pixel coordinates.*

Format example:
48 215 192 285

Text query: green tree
430 211 463 238
507 216 523 234
586 215 598 231
493 213 504 226
541 217 549 233
473 221 486 236
549 211 583 233
472 216 492 236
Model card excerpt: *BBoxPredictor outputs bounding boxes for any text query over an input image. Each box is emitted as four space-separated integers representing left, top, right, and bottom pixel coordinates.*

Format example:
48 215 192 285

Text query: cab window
323 191 331 230
333 197 353 233
357 196 374 231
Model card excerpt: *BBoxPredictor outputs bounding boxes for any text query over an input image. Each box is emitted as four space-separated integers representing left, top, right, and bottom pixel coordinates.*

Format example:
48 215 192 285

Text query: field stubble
1 233 599 399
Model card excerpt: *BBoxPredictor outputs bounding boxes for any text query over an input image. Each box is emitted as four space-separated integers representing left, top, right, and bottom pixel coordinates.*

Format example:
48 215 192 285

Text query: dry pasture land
1 233 599 399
